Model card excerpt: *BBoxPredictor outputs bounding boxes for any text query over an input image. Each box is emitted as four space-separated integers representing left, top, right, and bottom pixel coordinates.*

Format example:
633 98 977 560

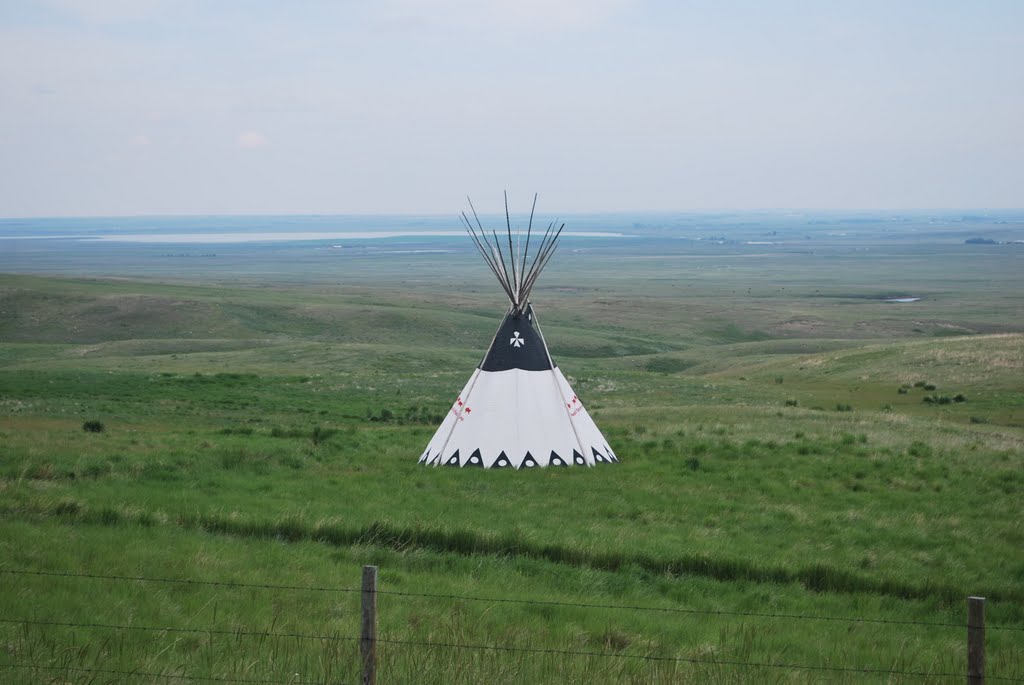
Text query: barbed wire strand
1 618 358 644
377 587 969 630
382 634 1024 679
0 567 358 594
3 567 1022 632
376 637 1024 682
4 623 1024 683
0 662 342 685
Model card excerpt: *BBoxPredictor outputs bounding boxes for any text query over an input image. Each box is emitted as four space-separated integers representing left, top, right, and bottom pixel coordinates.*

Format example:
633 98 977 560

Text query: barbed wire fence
1 566 1021 684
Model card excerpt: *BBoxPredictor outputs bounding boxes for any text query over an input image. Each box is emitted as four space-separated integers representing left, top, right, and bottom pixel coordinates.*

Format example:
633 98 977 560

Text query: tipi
419 194 618 469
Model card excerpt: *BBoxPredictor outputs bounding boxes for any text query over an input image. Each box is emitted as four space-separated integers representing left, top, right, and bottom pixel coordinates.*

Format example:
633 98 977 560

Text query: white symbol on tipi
510 331 524 348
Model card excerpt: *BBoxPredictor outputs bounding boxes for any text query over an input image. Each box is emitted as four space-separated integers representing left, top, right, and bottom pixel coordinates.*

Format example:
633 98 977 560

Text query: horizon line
2 207 1024 222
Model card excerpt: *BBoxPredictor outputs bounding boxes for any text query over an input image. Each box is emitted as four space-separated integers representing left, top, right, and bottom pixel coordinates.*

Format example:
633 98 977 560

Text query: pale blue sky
1 0 1021 216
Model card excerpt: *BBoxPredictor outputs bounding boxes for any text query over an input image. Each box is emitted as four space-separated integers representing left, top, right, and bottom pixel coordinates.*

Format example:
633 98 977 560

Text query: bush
270 426 303 438
897 387 909 394
784 399 798 407
923 384 937 391
82 420 105 433
369 408 395 423
913 381 927 388
954 394 967 403
53 499 82 516
970 416 988 424
835 403 853 412
908 441 933 458
310 425 336 444
685 457 700 471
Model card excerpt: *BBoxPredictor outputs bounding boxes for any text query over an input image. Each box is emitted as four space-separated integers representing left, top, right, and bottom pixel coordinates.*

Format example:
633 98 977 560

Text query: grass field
1 214 1023 683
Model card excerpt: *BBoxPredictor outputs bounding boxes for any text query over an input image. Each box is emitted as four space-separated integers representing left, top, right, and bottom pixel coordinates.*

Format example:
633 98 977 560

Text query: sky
0 0 1022 217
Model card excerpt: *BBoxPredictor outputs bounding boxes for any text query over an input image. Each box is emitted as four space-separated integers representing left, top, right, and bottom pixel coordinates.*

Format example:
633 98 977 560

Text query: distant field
1 213 1023 683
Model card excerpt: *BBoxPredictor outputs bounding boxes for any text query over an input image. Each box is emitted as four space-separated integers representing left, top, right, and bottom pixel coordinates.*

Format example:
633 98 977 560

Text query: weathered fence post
967 596 985 685
361 565 378 685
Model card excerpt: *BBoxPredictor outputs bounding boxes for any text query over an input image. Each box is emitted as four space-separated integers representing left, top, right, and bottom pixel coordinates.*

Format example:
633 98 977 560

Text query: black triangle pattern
422 446 617 467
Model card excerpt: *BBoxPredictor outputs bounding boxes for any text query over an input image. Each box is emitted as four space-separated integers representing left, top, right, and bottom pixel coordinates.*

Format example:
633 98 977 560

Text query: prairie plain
1 211 1022 683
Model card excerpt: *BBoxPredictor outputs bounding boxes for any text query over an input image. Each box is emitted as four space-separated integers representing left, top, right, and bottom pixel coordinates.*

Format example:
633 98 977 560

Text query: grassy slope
1 261 1023 684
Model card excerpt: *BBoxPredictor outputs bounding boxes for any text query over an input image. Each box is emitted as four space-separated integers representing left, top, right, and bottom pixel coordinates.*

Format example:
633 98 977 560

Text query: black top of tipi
479 304 555 371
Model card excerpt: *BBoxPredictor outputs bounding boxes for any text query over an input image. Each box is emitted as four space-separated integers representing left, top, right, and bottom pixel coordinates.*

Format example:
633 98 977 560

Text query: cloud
130 134 151 146
236 131 268 149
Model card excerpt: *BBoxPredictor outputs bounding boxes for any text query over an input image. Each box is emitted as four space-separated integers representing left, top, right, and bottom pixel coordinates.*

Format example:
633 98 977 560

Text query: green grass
1 237 1023 684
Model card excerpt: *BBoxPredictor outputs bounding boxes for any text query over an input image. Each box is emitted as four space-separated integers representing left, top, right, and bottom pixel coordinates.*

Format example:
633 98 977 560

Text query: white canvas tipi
419 195 618 469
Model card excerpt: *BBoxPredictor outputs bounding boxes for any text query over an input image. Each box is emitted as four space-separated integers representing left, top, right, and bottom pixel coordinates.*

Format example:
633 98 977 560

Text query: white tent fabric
419 366 617 469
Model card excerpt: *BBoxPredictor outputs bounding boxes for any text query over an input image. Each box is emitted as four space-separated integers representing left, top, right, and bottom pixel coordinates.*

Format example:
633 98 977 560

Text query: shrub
923 396 935 404
774 376 784 384
98 507 121 525
913 381 927 388
270 426 303 438
923 383 937 391
835 403 853 412
897 387 909 394
82 420 105 433
685 457 700 471
908 441 933 458
368 408 396 423
954 394 967 403
310 425 336 444
53 499 82 516
279 455 304 470
784 399 798 407
137 510 156 527
970 416 989 424
937 396 952 405
219 426 253 435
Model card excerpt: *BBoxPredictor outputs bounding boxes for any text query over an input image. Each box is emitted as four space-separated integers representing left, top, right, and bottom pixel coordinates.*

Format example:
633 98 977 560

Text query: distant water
0 215 629 244
2 230 626 244
0 215 634 278
884 297 921 303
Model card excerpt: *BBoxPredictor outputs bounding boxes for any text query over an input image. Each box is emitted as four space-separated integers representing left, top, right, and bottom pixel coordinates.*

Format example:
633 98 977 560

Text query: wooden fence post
361 565 378 685
967 596 985 685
